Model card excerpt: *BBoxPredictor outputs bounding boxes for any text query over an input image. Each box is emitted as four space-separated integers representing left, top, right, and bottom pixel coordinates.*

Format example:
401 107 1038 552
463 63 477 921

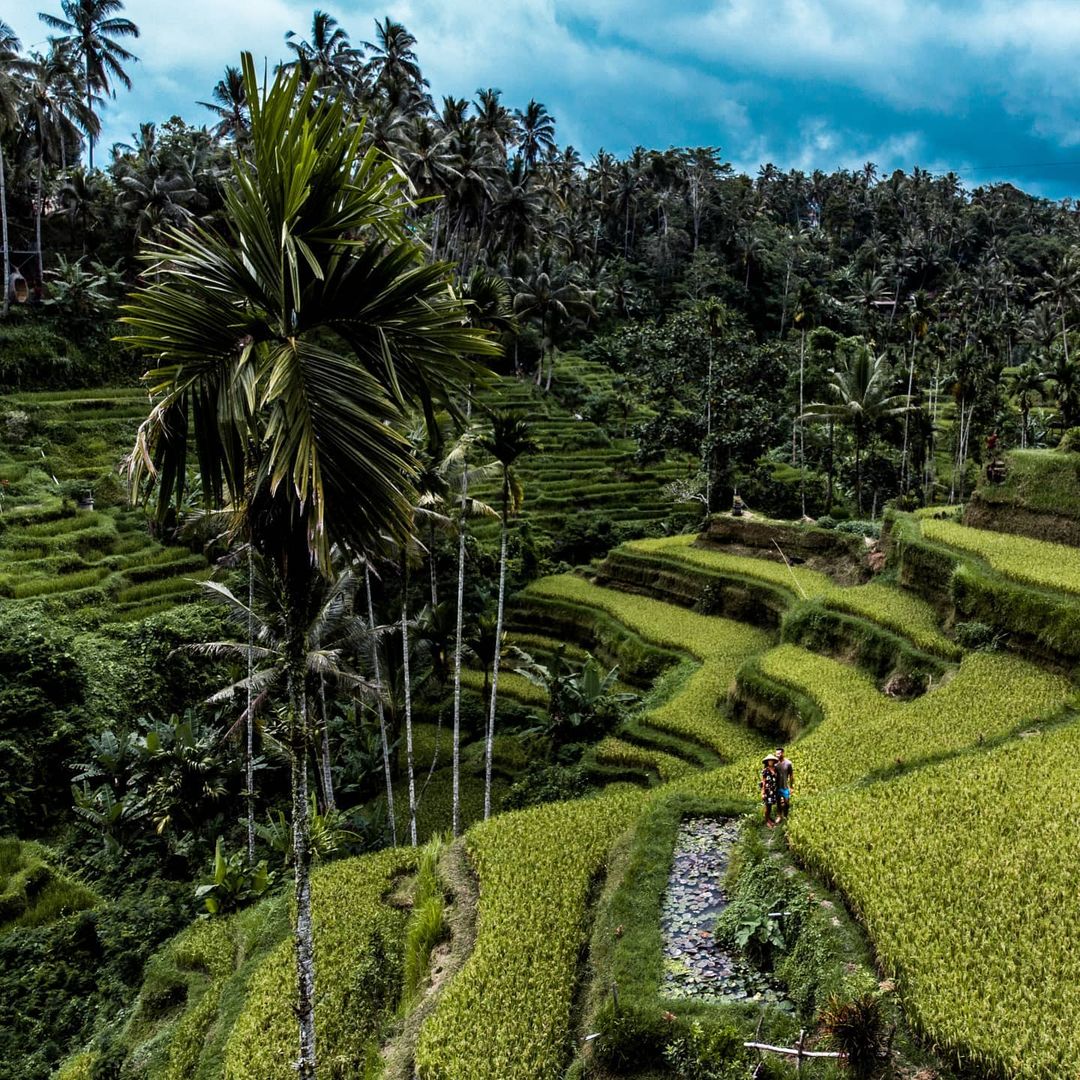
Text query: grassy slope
922 516 1080 596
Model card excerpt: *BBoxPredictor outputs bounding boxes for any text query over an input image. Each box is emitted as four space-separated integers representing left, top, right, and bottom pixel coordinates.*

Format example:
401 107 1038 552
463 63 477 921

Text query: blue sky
10 0 1080 199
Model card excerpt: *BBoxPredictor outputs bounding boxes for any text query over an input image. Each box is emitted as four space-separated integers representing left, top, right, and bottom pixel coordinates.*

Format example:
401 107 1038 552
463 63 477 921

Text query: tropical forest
2 3 1080 1079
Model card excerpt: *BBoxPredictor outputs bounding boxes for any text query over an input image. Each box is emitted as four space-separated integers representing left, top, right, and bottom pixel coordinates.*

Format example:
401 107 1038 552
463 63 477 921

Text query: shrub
819 993 889 1078
1058 427 1080 453
952 620 1000 651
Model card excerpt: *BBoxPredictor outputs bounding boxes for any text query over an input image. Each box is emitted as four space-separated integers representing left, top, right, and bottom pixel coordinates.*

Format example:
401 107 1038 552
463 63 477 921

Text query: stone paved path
660 816 786 1006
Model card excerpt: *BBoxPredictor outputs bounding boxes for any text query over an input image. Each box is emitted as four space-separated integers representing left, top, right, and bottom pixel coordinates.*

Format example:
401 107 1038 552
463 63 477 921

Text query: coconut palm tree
1007 361 1046 448
0 21 28 318
474 86 514 158
512 262 591 390
39 0 139 170
1035 252 1080 367
21 44 97 280
364 17 427 109
120 56 495 1078
802 342 912 514
284 9 360 96
199 65 248 144
477 412 537 820
513 99 556 172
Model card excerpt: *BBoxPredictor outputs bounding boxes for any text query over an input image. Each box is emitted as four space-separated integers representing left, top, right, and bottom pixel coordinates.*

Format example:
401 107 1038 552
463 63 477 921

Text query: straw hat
763 753 779 763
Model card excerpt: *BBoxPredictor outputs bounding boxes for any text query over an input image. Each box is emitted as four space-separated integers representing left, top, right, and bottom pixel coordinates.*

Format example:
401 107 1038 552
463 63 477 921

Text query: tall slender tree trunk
318 673 335 813
401 562 418 846
287 637 317 1080
826 419 835 512
900 339 916 495
1 148 9 319
705 340 714 513
245 549 255 864
85 54 95 172
798 329 806 517
855 433 862 516
428 519 439 609
451 405 471 837
35 152 44 286
484 487 509 821
364 561 396 846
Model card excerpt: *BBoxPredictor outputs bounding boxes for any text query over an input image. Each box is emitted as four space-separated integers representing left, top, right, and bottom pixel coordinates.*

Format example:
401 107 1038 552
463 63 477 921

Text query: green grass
222 849 416 1079
972 448 1080 519
820 581 960 659
677 642 1072 807
9 566 111 598
620 534 958 658
624 533 832 597
525 575 771 760
0 839 97 931
415 786 648 1080
593 736 695 781
922 517 1080 596
788 722 1080 1080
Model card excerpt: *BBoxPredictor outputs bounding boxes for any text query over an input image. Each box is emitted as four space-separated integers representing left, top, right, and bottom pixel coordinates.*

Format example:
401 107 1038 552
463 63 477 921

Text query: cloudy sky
9 0 1080 198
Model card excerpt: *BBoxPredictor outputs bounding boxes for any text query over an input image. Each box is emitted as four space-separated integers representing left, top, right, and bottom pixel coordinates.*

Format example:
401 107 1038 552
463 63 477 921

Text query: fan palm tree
802 343 911 514
120 56 495 1078
477 412 538 819
39 0 139 170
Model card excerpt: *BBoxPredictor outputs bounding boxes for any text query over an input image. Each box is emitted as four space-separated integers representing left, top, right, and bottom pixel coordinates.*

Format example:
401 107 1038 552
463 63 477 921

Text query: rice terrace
4 2 1080 1078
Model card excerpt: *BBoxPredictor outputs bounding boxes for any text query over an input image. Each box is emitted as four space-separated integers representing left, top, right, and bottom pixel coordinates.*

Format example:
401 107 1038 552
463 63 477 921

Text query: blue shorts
780 788 791 800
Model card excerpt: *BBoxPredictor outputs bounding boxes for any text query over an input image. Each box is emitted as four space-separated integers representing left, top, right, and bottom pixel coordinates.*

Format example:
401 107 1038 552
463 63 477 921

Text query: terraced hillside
469 357 698 553
0 387 211 624
91 508 1080 1080
0 360 696 625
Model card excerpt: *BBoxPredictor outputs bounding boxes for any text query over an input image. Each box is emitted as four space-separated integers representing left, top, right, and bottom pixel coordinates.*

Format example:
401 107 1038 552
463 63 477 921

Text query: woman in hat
761 753 780 828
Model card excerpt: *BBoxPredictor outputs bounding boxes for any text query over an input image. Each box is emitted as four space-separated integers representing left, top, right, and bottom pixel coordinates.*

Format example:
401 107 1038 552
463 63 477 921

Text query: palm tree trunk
484 492 509 821
401 562 418 846
705 340 714 513
286 635 317 1080
364 561 396 847
451 410 471 837
798 329 806 517
1 148 9 320
85 54 95 171
826 419 835 512
544 348 554 392
36 152 44 286
428 520 438 609
246 549 255 864
900 340 916 494
855 429 863 515
318 673 335 813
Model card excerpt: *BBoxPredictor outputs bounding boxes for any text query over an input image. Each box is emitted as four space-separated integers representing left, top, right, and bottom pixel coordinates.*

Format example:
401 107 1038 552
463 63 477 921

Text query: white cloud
11 1 1080 190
